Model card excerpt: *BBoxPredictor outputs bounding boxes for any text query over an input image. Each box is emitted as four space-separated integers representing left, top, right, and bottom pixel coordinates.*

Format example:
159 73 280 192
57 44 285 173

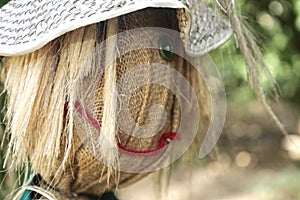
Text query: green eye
158 36 174 61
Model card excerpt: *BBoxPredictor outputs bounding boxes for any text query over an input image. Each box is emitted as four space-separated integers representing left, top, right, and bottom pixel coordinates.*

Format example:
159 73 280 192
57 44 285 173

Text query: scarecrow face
0 1 234 198
40 8 199 197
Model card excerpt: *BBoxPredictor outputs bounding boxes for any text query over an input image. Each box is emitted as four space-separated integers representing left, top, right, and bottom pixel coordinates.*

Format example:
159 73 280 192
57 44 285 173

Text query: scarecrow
0 0 285 199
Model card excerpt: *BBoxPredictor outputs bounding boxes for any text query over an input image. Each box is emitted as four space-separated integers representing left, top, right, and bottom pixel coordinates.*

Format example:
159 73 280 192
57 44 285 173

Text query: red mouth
73 100 181 157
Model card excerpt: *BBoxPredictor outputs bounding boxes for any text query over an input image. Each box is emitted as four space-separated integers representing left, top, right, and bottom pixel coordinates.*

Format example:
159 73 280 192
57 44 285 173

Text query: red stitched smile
74 100 181 156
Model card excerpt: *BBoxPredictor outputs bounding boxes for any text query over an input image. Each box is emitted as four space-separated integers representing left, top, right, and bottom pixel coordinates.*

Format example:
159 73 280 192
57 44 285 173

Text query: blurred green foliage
214 0 300 105
0 0 9 7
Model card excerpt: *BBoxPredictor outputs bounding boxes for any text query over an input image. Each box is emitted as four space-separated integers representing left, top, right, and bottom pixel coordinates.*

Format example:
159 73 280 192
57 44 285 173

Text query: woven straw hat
0 0 232 56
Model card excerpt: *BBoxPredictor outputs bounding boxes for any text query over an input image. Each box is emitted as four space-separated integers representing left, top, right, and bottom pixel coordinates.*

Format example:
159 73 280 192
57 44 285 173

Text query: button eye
158 35 174 61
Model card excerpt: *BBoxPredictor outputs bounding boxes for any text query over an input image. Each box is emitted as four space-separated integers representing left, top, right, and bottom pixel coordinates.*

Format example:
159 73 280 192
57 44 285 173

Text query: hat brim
0 0 185 56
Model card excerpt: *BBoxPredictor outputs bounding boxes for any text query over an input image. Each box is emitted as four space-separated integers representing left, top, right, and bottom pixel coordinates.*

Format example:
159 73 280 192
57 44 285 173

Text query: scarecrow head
0 0 280 199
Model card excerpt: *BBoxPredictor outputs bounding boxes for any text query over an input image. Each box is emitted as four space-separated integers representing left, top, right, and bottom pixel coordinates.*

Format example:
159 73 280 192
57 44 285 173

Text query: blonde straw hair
3 24 98 176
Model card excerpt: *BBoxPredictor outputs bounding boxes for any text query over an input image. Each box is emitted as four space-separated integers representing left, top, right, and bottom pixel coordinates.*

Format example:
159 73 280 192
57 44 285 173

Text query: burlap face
3 8 210 199
40 8 200 198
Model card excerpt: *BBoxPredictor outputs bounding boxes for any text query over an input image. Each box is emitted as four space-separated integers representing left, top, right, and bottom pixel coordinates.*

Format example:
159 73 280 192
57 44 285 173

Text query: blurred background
0 0 300 199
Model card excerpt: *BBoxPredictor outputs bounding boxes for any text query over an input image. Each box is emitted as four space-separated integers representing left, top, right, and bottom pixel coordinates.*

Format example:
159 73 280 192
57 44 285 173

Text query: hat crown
0 0 231 56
